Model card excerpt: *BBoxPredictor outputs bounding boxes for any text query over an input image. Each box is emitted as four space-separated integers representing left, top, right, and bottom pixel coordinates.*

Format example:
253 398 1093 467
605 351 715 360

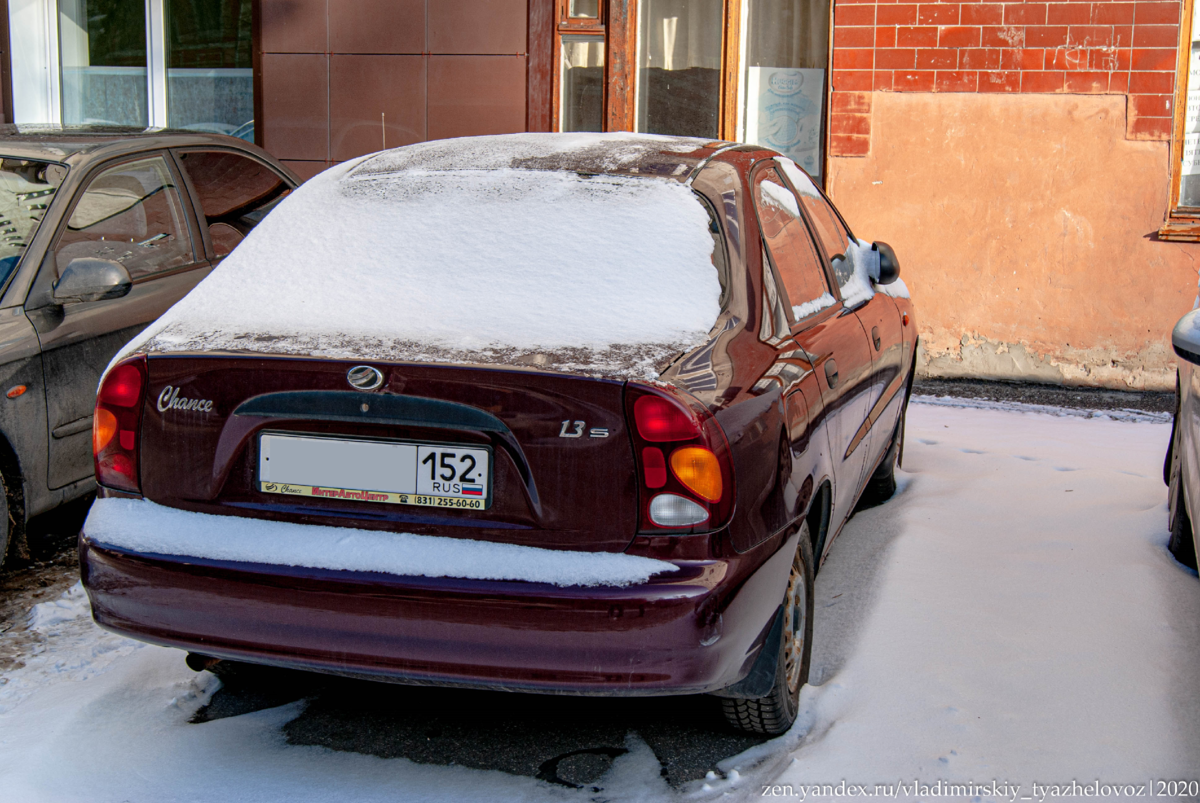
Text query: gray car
0 126 297 568
1167 308 1200 572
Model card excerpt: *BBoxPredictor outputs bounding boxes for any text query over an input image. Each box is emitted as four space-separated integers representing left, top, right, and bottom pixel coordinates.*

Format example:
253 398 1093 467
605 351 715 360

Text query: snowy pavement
1 401 1198 801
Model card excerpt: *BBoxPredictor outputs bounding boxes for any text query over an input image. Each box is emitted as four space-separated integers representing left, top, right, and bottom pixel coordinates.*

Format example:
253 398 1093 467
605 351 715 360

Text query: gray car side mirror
1173 309 1200 366
872 241 900 285
52 258 132 304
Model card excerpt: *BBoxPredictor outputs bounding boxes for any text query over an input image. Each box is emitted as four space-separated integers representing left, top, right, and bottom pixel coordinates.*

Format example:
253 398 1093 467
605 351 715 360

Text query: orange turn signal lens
93 408 118 454
669 446 723 503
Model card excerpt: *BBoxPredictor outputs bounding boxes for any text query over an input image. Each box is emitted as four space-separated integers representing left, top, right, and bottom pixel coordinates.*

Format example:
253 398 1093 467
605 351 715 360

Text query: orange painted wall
828 91 1196 390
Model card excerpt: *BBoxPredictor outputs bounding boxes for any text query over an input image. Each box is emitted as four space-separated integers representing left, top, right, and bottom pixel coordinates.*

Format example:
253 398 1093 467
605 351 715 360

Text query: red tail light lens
634 396 700 442
625 384 735 533
94 355 147 493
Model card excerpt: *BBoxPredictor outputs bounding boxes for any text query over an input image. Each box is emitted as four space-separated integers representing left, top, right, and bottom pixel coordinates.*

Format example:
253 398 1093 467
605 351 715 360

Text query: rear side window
177 150 291 258
753 166 833 322
56 155 195 280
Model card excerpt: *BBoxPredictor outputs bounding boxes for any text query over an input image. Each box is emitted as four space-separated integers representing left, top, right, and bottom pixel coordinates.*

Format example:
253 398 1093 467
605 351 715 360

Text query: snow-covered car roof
348 132 722 183
119 134 727 380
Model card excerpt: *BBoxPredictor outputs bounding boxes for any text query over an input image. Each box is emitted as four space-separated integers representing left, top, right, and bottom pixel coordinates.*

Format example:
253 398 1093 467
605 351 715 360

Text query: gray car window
55 156 195 281
0 158 64 288
177 150 291 258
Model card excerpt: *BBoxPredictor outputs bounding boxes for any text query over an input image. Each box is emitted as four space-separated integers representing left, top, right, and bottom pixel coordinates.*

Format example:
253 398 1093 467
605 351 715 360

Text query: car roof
0 124 259 163
348 132 734 183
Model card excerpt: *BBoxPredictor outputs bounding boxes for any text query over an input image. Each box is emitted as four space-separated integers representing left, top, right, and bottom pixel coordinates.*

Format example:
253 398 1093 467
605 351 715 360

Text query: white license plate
257 433 491 510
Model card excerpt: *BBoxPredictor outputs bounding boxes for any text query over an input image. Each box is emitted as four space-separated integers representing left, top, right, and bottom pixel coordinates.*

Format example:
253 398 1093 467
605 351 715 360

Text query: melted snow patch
84 498 679 588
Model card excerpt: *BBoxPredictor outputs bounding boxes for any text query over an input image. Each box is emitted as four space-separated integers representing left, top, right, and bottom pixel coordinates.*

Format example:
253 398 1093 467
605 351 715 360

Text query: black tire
0 472 10 572
721 523 814 736
861 408 904 506
1168 415 1198 570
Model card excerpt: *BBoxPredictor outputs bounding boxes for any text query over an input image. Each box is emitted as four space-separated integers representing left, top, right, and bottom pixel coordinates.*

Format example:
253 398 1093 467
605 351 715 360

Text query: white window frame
8 0 168 127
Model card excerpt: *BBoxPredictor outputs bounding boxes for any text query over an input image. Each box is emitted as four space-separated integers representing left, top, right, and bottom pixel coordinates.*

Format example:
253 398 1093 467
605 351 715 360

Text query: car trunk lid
138 354 638 552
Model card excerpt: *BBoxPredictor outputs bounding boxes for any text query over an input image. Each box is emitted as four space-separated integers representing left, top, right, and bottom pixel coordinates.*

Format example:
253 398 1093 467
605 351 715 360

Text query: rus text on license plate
257 433 491 509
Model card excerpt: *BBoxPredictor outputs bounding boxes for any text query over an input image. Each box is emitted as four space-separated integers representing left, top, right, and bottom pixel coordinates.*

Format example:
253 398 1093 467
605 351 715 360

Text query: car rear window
118 164 725 380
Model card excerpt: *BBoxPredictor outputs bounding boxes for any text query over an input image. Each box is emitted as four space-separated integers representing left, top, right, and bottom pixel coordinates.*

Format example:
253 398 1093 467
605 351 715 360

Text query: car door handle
824 358 839 389
872 326 881 351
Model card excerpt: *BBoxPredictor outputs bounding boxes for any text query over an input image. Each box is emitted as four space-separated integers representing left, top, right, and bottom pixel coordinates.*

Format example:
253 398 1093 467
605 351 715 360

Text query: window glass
741 0 829 177
561 36 606 132
178 151 291 257
56 157 194 280
754 167 833 321
58 0 148 126
569 0 600 18
0 159 64 287
1181 9 1200 207
635 0 723 138
166 0 254 140
778 157 850 257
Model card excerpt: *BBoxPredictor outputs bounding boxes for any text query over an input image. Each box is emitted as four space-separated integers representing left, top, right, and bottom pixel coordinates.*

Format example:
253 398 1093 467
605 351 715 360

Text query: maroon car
79 134 917 735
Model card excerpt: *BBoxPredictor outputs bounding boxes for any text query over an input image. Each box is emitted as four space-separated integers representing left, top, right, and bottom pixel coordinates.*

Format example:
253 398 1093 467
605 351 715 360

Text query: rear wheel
721 524 814 735
1168 415 1198 570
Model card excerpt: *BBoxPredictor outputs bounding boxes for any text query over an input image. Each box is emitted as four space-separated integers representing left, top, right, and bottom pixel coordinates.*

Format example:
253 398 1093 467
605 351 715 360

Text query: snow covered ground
1 401 1197 802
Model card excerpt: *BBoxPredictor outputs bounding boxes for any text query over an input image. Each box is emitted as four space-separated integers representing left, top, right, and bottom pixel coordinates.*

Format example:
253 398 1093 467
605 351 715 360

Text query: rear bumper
79 534 791 696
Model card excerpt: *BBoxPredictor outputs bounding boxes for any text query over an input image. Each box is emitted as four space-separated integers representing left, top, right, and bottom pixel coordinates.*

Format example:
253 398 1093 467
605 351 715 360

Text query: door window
753 166 833 323
55 156 195 280
177 150 291 257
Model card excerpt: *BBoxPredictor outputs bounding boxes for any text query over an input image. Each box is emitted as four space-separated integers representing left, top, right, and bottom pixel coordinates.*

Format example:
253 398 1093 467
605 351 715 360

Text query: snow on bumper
83 497 677 587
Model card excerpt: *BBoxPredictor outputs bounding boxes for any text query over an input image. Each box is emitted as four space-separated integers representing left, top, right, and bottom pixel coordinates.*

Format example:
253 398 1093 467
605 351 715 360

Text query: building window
554 0 608 132
636 0 724 138
58 0 149 127
552 0 831 178
166 0 254 139
1164 0 1200 239
10 0 253 139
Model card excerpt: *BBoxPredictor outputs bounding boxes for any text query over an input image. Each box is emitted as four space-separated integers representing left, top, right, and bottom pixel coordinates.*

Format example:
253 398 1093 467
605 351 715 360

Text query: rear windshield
127 164 724 378
0 158 64 288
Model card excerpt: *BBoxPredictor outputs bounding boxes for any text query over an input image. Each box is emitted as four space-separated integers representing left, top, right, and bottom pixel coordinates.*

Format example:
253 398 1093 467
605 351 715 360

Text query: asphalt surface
0 378 1179 788
913 378 1174 414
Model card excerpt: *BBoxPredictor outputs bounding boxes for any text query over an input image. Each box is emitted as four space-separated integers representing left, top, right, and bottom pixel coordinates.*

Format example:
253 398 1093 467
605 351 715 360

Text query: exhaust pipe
184 652 221 673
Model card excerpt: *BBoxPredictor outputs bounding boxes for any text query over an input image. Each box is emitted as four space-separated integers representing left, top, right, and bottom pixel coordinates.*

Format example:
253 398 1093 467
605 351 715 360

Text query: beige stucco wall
827 92 1198 391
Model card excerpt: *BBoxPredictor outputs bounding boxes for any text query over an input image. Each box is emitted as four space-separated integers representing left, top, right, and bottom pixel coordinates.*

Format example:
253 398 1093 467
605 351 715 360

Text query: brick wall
829 0 1183 155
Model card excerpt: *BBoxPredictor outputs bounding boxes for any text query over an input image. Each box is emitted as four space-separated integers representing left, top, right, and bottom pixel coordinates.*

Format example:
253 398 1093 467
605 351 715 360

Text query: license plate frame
256 431 493 511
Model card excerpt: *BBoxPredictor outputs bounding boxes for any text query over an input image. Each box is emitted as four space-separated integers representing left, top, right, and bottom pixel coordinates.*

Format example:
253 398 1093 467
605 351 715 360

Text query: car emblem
347 365 384 390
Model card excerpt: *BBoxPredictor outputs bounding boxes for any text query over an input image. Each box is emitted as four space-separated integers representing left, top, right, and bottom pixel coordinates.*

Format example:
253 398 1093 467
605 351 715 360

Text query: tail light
625 384 735 533
93 355 147 494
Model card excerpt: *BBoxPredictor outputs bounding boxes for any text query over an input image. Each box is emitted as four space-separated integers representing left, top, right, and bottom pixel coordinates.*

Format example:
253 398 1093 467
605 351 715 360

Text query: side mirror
872 241 900 285
1173 309 1200 366
52 258 132 304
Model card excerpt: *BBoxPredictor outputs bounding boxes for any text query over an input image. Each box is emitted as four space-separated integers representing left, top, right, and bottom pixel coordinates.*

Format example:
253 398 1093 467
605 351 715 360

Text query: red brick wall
829 0 1183 155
